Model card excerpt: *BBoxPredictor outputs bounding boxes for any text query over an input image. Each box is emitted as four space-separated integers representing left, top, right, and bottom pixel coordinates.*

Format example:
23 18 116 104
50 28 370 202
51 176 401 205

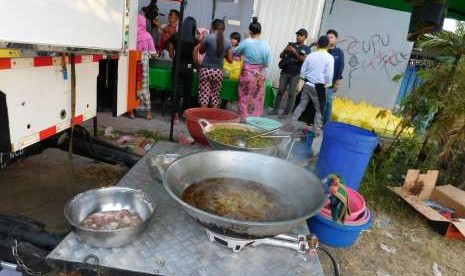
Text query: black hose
317 246 340 276
0 214 44 229
0 219 64 250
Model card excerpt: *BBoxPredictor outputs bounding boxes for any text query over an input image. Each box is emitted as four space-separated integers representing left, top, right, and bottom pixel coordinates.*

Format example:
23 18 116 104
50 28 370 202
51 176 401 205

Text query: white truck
0 0 154 169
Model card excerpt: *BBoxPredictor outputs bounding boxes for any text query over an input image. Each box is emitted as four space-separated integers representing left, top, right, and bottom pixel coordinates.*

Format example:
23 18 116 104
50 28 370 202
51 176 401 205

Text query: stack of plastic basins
307 188 373 247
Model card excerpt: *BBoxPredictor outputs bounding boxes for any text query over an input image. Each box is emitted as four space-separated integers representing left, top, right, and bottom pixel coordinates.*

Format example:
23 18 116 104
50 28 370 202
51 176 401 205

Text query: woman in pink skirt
234 17 271 122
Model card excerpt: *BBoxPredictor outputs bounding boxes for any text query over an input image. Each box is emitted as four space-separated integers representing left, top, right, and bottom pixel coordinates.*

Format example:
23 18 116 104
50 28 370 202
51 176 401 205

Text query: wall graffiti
338 34 410 88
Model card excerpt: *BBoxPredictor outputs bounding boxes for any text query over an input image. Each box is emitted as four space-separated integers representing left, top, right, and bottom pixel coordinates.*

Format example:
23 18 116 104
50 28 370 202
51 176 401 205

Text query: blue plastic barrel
316 122 378 190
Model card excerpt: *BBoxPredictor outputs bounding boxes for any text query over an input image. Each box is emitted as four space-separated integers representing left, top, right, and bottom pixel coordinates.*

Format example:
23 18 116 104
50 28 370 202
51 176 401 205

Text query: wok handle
151 154 181 183
198 119 212 133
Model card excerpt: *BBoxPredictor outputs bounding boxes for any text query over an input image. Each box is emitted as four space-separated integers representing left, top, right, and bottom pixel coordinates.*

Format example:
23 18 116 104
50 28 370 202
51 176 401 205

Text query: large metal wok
156 151 326 239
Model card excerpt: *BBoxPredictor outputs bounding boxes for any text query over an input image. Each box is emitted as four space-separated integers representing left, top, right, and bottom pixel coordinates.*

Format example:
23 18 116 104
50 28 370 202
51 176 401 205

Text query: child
230 32 241 50
230 32 242 61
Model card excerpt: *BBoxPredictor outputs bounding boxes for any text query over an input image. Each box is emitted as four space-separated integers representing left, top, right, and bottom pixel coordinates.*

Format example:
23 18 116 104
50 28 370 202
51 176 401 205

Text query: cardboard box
390 169 465 239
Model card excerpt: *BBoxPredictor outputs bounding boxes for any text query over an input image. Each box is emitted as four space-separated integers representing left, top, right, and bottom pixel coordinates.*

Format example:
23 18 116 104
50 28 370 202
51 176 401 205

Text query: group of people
136 0 344 131
273 29 345 134
136 0 272 123
168 16 272 123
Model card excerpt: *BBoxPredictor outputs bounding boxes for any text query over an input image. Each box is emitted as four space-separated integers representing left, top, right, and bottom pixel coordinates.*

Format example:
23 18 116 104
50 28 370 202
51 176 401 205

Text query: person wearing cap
270 29 311 116
325 29 345 123
292 36 334 133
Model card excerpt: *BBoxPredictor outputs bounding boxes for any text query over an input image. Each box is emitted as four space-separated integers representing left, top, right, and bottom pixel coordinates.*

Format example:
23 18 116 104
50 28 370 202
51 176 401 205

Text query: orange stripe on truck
0 58 12 70
39 126 57 140
73 115 84 125
33 57 53 67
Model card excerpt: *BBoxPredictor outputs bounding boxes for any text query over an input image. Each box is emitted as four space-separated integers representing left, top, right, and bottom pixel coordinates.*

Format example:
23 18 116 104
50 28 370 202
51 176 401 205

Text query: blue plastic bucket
316 122 378 190
307 213 373 248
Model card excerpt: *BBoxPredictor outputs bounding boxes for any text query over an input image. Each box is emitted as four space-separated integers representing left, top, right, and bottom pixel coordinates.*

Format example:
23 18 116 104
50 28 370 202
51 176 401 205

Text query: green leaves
392 73 404 83
419 22 465 57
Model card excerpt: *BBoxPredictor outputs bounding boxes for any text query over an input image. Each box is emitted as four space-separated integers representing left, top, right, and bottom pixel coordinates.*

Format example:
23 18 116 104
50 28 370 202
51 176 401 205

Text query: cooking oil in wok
182 178 296 222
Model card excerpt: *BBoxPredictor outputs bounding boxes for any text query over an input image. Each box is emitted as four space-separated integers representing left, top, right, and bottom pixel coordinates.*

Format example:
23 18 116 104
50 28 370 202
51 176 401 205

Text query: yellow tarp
0 49 20 58
332 97 414 137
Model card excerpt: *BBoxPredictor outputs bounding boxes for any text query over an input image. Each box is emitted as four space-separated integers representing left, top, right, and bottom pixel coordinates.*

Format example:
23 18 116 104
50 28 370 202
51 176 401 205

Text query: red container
184 108 240 145
320 187 367 222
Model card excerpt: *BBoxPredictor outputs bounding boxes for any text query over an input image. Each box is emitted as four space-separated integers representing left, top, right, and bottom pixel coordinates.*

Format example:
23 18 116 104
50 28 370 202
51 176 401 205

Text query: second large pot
161 151 326 239
198 119 281 156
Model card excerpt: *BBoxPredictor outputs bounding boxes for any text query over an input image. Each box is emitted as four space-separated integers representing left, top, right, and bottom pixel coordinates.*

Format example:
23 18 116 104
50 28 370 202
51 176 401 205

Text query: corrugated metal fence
254 0 326 86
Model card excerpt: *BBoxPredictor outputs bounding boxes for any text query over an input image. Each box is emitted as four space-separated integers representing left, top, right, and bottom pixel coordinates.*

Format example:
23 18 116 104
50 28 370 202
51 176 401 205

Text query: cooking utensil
64 187 156 248
156 151 326 239
260 133 307 139
198 119 281 156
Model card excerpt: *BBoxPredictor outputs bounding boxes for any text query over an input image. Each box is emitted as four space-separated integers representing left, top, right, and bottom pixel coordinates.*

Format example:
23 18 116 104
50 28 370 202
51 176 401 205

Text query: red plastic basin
184 108 240 145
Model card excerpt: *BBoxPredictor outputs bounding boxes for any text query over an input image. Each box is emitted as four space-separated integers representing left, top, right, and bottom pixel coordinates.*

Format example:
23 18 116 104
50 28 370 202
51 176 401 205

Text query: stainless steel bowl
64 187 155 248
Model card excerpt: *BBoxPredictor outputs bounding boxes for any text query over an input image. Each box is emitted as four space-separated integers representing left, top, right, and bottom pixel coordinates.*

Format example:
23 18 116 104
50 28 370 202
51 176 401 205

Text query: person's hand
334 80 342 92
152 18 161 28
287 45 297 55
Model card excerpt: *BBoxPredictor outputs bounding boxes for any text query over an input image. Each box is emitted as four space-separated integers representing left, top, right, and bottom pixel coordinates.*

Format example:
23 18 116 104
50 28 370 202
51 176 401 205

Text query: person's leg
238 68 252 122
311 84 326 131
210 69 223 108
324 88 334 124
252 72 266 117
198 68 211 108
182 65 194 114
292 84 312 122
283 74 300 115
136 52 152 119
271 73 290 114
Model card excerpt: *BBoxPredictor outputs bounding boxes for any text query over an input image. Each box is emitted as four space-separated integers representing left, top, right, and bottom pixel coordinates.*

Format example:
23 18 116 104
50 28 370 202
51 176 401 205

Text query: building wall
320 0 413 109
139 0 253 36
253 0 326 86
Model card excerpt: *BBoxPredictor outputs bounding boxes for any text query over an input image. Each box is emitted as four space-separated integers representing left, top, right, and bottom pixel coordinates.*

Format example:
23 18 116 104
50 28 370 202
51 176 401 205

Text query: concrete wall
254 0 326 86
320 0 414 108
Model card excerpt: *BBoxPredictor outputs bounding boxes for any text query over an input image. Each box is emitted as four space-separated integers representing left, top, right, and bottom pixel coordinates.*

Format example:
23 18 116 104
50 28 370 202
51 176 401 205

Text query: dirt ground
1 111 464 275
319 211 465 275
0 148 126 233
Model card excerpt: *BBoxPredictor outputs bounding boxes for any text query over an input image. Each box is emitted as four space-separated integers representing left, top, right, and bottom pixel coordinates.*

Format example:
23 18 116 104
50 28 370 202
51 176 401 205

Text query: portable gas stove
47 142 324 276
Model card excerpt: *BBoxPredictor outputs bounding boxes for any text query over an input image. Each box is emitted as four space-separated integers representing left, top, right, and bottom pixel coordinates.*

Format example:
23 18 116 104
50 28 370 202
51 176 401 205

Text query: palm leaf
419 22 465 57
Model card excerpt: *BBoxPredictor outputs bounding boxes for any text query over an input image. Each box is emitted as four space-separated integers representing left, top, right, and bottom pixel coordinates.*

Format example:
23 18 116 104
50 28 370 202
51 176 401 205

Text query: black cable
318 246 340 276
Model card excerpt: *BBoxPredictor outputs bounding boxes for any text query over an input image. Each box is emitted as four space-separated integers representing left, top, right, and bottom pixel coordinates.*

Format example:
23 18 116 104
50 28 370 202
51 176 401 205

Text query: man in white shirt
292 36 334 132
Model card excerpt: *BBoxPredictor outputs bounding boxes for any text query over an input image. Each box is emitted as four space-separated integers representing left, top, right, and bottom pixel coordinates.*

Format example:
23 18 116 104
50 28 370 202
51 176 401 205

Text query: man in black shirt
325 29 345 123
270 29 311 116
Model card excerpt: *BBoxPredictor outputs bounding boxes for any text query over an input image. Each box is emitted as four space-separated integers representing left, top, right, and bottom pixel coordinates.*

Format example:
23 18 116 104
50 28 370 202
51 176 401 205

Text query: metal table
47 141 323 276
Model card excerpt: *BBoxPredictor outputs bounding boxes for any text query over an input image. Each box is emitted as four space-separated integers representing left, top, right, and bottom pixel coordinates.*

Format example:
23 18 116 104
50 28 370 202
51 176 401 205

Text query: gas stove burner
205 229 318 254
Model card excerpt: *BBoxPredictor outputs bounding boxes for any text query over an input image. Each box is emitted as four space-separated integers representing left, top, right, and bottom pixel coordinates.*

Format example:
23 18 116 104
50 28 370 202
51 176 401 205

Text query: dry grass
319 211 464 275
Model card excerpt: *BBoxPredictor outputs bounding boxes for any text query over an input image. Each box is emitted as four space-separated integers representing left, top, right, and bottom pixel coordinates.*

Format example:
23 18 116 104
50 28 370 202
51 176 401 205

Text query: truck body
0 0 142 163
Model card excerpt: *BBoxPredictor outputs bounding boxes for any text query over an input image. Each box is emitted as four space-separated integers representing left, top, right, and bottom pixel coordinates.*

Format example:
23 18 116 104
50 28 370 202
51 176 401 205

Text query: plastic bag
223 59 243 80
